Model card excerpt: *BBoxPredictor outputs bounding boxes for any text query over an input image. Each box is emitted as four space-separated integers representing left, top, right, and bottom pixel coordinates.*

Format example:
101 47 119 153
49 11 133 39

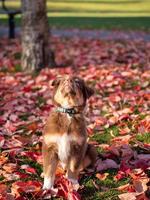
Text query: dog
42 75 97 190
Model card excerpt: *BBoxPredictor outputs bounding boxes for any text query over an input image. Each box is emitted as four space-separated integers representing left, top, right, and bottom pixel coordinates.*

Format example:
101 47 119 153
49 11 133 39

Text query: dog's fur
42 75 97 189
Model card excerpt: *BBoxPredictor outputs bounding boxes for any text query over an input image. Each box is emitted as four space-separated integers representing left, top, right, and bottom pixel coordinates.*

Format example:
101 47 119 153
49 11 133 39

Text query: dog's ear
51 76 62 87
78 79 94 99
84 85 94 99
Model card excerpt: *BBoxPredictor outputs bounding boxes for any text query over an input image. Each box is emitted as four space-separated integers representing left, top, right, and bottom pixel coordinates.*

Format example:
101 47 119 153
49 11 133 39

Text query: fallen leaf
96 158 119 171
118 192 138 200
11 180 42 197
96 173 109 180
3 163 17 173
117 183 130 191
133 178 148 193
0 136 5 148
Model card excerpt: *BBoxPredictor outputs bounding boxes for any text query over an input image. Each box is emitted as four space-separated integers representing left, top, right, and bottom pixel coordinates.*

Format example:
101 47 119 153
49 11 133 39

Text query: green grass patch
139 114 147 120
1 0 150 17
96 169 130 188
130 80 140 88
0 175 4 181
91 125 119 144
1 16 150 30
96 147 105 154
36 96 46 107
133 105 140 115
14 64 22 72
18 157 43 177
1 0 150 29
99 190 121 200
80 179 100 200
19 113 31 121
136 132 150 144
14 52 21 60
80 169 130 200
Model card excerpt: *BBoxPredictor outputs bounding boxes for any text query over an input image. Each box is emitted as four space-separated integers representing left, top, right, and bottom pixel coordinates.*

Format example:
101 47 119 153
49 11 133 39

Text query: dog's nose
66 88 76 95
70 90 76 96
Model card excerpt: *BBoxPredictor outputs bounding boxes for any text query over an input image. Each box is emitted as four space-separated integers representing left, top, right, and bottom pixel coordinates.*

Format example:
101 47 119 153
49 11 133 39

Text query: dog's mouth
54 78 84 109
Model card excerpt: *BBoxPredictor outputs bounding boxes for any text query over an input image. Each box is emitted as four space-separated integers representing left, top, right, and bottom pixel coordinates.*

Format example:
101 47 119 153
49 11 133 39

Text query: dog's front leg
42 144 58 190
66 150 85 185
66 167 79 185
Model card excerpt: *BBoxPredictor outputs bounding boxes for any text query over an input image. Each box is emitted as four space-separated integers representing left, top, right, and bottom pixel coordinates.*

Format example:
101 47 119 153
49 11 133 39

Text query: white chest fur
44 133 72 163
58 133 71 163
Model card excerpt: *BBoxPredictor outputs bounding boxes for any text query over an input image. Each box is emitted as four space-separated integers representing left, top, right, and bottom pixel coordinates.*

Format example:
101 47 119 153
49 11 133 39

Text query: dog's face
52 75 94 109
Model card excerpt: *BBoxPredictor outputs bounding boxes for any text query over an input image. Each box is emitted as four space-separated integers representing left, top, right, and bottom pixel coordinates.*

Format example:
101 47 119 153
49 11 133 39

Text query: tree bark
21 0 56 72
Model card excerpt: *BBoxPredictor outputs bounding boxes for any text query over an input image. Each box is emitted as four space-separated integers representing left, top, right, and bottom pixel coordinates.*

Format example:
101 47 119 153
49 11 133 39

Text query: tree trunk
21 0 56 72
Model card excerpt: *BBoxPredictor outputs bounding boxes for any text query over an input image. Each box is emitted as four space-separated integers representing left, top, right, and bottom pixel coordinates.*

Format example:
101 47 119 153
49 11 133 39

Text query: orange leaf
0 184 7 195
56 166 65 177
96 173 109 180
117 183 130 191
27 122 38 132
3 163 17 173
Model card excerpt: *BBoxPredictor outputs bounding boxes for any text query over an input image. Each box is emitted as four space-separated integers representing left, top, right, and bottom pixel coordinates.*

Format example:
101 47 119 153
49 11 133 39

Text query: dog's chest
44 114 87 163
57 133 72 163
45 132 85 163
44 133 73 162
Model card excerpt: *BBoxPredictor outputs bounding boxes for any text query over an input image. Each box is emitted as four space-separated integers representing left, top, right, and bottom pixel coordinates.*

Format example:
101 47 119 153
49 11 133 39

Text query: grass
80 169 131 200
89 126 149 199
0 0 150 30
2 0 150 17
136 132 150 144
91 125 119 144
19 157 43 177
0 1 149 199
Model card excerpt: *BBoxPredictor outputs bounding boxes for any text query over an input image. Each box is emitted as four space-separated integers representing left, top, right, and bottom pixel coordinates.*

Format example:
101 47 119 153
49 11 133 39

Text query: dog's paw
68 178 78 185
61 162 67 170
43 177 54 190
68 178 80 190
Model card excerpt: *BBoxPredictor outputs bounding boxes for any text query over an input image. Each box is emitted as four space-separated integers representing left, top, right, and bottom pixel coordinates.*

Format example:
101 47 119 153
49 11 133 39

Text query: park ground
0 0 150 30
0 34 150 200
0 0 150 200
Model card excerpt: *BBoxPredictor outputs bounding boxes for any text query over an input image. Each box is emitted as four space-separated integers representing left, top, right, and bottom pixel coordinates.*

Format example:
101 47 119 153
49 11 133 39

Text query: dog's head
52 75 94 109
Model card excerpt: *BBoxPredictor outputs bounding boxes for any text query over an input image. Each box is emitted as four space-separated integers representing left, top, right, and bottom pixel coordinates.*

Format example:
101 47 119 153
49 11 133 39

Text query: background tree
21 0 56 72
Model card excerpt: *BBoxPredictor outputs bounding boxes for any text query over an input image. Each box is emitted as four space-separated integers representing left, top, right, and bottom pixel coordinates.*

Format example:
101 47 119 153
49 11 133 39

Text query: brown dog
42 75 97 190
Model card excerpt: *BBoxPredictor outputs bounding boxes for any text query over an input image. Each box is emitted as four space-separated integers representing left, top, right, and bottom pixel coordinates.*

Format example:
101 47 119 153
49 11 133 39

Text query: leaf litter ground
0 36 150 200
